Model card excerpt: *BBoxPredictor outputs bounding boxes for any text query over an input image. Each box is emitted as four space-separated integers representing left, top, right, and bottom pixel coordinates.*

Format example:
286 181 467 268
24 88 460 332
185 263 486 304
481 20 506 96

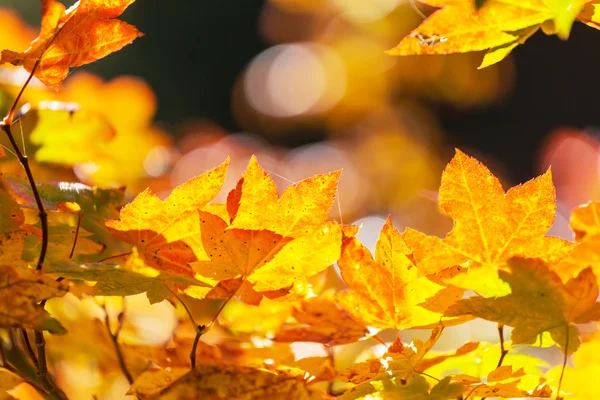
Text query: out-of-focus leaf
0 265 67 332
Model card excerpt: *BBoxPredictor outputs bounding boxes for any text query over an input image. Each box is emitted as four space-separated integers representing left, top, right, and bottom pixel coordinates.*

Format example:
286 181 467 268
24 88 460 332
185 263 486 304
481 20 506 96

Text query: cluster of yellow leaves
390 0 600 67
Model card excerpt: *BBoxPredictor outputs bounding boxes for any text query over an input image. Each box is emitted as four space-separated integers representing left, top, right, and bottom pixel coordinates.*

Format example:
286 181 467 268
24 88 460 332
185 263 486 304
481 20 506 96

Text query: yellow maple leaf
337 217 461 329
388 0 594 67
446 257 600 355
227 155 341 237
106 159 229 276
192 210 341 294
402 149 574 276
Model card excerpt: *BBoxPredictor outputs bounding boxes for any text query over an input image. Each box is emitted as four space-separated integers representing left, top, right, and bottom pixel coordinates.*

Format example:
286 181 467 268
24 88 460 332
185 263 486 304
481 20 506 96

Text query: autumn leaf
192 210 341 296
0 265 67 332
0 187 29 265
388 0 595 68
340 326 444 385
445 257 600 355
5 177 126 261
134 363 328 400
0 0 143 88
48 248 210 304
553 201 600 282
227 155 341 237
402 149 574 279
17 101 116 166
451 365 552 398
337 217 462 329
106 159 229 277
273 294 367 346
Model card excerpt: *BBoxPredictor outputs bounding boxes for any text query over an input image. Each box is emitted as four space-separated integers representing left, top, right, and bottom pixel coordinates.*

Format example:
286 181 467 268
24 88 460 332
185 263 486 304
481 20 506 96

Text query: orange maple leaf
0 0 142 88
552 202 600 282
190 156 343 298
337 217 461 330
105 159 229 277
402 149 574 276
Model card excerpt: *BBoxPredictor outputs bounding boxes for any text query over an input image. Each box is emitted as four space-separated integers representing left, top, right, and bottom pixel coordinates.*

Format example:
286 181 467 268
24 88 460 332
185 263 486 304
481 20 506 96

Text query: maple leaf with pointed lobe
227 155 341 237
402 149 574 277
553 201 600 282
106 159 229 277
191 156 342 298
0 0 143 88
389 0 599 68
446 257 600 355
337 217 462 329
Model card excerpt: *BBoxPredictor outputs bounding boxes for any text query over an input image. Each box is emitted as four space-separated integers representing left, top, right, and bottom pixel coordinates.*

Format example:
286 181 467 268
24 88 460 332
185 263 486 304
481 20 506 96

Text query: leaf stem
556 325 570 400
103 301 133 384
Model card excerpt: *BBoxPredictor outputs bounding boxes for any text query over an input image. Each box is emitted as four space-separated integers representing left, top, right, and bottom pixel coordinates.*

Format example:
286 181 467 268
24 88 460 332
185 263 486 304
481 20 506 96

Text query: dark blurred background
3 0 600 234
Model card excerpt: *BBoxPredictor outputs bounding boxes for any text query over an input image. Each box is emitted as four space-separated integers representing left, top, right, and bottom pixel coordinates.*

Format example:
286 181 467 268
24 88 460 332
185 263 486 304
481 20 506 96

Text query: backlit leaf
446 257 600 354
0 0 143 88
106 159 229 277
337 217 461 329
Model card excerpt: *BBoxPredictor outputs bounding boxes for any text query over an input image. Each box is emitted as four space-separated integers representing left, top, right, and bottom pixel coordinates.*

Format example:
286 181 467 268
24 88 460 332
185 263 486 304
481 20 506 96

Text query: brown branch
0 123 48 272
34 330 67 400
20 329 38 370
496 324 509 368
103 302 133 384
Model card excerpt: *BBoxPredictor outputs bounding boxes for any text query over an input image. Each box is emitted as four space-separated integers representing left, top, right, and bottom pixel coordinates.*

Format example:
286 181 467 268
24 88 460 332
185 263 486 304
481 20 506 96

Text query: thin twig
556 326 570 400
103 301 133 384
1 124 48 271
417 370 440 382
495 324 509 368
167 285 236 369
68 213 82 259
20 329 39 370
34 330 67 399
482 324 510 400
0 341 6 367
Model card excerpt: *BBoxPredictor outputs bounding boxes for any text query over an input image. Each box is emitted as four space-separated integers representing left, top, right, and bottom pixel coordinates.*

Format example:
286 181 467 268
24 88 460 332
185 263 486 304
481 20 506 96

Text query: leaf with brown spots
106 159 229 277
